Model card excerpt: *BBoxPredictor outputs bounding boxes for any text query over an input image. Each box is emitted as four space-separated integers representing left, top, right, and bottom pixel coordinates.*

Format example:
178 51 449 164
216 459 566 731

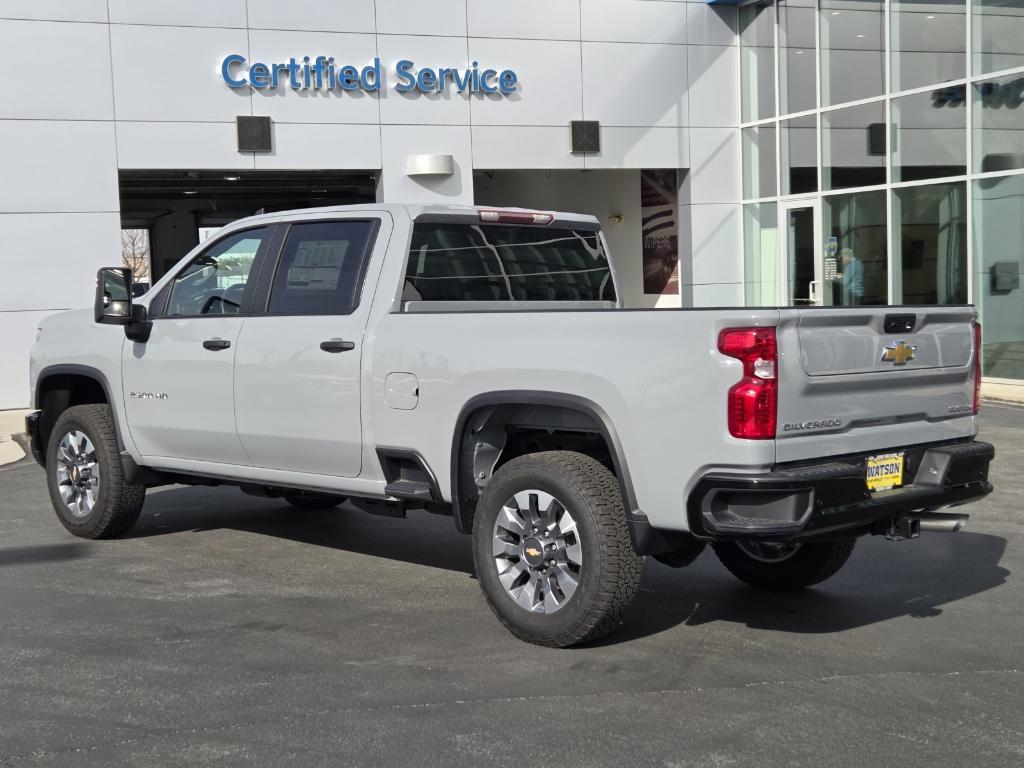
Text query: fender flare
448 390 640 533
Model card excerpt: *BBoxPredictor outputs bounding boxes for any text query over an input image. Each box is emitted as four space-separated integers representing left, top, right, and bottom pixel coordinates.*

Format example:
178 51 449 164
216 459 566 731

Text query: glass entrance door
779 199 824 305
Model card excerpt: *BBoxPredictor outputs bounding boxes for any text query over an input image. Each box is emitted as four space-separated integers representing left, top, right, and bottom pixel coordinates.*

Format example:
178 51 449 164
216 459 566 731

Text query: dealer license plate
866 452 905 492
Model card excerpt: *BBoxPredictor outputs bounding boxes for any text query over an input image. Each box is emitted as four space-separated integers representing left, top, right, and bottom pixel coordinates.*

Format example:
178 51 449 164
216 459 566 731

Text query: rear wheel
472 451 643 647
712 538 856 590
45 404 145 539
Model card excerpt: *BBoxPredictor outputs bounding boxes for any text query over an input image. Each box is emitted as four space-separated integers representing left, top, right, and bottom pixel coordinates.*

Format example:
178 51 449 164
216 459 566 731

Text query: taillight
478 209 554 225
718 327 777 439
973 321 982 415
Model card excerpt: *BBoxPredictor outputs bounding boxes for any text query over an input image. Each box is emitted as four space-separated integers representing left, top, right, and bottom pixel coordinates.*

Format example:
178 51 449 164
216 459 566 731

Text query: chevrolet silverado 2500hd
26 204 993 646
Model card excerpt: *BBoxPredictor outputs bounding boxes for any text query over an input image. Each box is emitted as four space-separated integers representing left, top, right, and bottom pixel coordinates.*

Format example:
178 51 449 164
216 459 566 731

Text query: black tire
472 451 643 647
45 404 145 539
282 493 346 510
712 538 857 590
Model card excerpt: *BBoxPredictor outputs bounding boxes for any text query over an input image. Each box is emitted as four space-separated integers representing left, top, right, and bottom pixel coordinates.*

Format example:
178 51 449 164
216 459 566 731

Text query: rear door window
404 223 616 303
266 220 376 315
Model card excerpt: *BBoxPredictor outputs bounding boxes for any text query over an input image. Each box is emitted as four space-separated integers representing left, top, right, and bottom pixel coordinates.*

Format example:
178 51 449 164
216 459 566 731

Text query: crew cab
26 204 993 646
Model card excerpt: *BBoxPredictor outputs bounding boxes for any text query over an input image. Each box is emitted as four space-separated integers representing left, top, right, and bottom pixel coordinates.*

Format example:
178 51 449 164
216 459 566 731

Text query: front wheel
472 451 643 647
45 404 146 539
712 538 856 590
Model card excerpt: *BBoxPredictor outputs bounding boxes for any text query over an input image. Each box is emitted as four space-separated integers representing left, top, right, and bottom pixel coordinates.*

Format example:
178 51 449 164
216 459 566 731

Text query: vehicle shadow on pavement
129 486 1009 645
0 542 91 568
128 485 476 575
601 531 1010 644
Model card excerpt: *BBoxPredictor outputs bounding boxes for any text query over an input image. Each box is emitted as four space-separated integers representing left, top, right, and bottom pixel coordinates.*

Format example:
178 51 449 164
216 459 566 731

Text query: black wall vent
237 116 272 153
571 120 600 153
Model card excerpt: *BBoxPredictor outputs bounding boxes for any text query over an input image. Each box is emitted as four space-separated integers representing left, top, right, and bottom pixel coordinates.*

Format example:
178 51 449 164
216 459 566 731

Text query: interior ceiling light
223 175 241 181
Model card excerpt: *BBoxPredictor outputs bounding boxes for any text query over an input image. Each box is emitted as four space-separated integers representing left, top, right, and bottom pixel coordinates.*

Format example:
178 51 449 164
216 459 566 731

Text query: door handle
320 339 356 353
202 338 231 351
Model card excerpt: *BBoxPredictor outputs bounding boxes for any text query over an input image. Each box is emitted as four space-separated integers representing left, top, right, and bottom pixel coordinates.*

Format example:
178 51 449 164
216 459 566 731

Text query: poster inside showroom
641 170 679 296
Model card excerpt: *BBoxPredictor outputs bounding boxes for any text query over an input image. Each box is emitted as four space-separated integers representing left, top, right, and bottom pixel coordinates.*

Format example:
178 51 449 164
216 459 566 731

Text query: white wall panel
0 309 58 407
378 125 473 203
686 1 737 47
246 0 375 33
582 42 688 127
468 39 582 126
687 45 739 127
0 213 120 312
467 0 579 41
0 20 113 120
0 121 117 212
472 126 584 169
585 127 689 169
681 127 739 204
116 122 255 169
690 281 743 307
377 35 471 126
247 30 380 124
110 25 251 122
376 0 466 37
108 0 246 28
254 123 381 169
682 203 742 285
0 0 106 22
582 0 687 45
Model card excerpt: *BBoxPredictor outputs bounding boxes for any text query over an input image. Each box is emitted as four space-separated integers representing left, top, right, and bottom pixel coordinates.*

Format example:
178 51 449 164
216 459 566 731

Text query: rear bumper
687 439 994 541
25 411 43 466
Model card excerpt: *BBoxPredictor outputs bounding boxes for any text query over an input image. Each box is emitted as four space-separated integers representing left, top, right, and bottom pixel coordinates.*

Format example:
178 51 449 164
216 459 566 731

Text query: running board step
385 479 435 503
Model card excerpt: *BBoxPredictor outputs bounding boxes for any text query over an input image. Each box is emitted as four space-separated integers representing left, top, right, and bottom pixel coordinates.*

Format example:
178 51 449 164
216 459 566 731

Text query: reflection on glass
974 175 1024 378
780 114 818 195
743 203 780 305
891 0 966 92
779 0 816 115
973 0 1024 76
823 190 888 305
821 0 885 106
973 73 1024 174
894 182 968 304
822 101 886 190
742 124 778 199
891 89 966 182
740 1 776 122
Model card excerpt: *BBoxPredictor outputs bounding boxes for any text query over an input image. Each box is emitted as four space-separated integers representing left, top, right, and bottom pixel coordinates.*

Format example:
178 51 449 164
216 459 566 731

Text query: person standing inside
834 246 865 305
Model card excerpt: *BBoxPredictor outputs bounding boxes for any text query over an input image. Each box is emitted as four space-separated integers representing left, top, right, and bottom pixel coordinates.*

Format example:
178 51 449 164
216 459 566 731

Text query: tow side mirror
94 267 152 342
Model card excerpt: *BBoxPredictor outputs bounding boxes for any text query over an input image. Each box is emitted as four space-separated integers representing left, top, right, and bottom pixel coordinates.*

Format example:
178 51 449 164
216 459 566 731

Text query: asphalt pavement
1 405 1022 767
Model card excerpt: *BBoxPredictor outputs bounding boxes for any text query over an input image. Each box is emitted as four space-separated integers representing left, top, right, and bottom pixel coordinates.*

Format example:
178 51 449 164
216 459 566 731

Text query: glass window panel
973 73 1024 173
743 203 780 305
894 182 968 304
891 89 966 182
740 1 776 122
823 190 889 305
166 227 267 316
822 101 886 190
778 0 816 115
267 221 375 315
821 0 885 106
780 114 818 194
891 0 967 93
742 124 778 199
974 174 1024 378
973 0 1024 76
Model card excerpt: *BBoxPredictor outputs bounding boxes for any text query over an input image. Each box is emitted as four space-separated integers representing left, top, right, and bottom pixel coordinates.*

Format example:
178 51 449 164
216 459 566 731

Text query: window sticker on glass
286 240 350 291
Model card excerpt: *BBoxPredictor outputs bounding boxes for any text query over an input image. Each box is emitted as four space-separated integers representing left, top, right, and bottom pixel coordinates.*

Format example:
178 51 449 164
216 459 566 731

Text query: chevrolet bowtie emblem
881 341 916 365
525 547 541 558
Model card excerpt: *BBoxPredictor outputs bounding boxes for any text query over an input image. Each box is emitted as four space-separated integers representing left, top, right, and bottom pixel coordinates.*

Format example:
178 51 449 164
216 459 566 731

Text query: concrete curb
0 409 29 466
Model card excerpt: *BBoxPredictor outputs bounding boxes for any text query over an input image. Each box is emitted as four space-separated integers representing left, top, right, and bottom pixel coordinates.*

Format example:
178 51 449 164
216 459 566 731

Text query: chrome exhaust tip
919 517 967 533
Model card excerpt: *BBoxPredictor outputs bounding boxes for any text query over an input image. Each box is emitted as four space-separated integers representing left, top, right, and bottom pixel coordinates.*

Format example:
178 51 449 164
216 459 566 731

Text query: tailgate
775 306 978 463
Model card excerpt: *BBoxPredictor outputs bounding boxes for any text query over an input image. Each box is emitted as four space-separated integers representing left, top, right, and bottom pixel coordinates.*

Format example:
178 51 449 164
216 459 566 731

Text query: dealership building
1 0 1022 407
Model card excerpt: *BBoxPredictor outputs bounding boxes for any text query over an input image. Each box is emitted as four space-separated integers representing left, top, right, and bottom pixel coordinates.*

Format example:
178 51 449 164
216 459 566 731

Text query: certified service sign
221 55 519 95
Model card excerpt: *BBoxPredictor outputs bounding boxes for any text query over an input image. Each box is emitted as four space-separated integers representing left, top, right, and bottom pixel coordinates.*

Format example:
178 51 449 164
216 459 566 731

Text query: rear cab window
403 222 616 307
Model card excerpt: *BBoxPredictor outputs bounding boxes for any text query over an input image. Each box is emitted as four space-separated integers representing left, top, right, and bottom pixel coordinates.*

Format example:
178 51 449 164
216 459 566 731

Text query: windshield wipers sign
221 55 518 95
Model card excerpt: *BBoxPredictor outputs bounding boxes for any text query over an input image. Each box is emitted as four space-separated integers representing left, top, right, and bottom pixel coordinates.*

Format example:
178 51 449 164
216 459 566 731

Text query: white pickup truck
27 204 993 647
